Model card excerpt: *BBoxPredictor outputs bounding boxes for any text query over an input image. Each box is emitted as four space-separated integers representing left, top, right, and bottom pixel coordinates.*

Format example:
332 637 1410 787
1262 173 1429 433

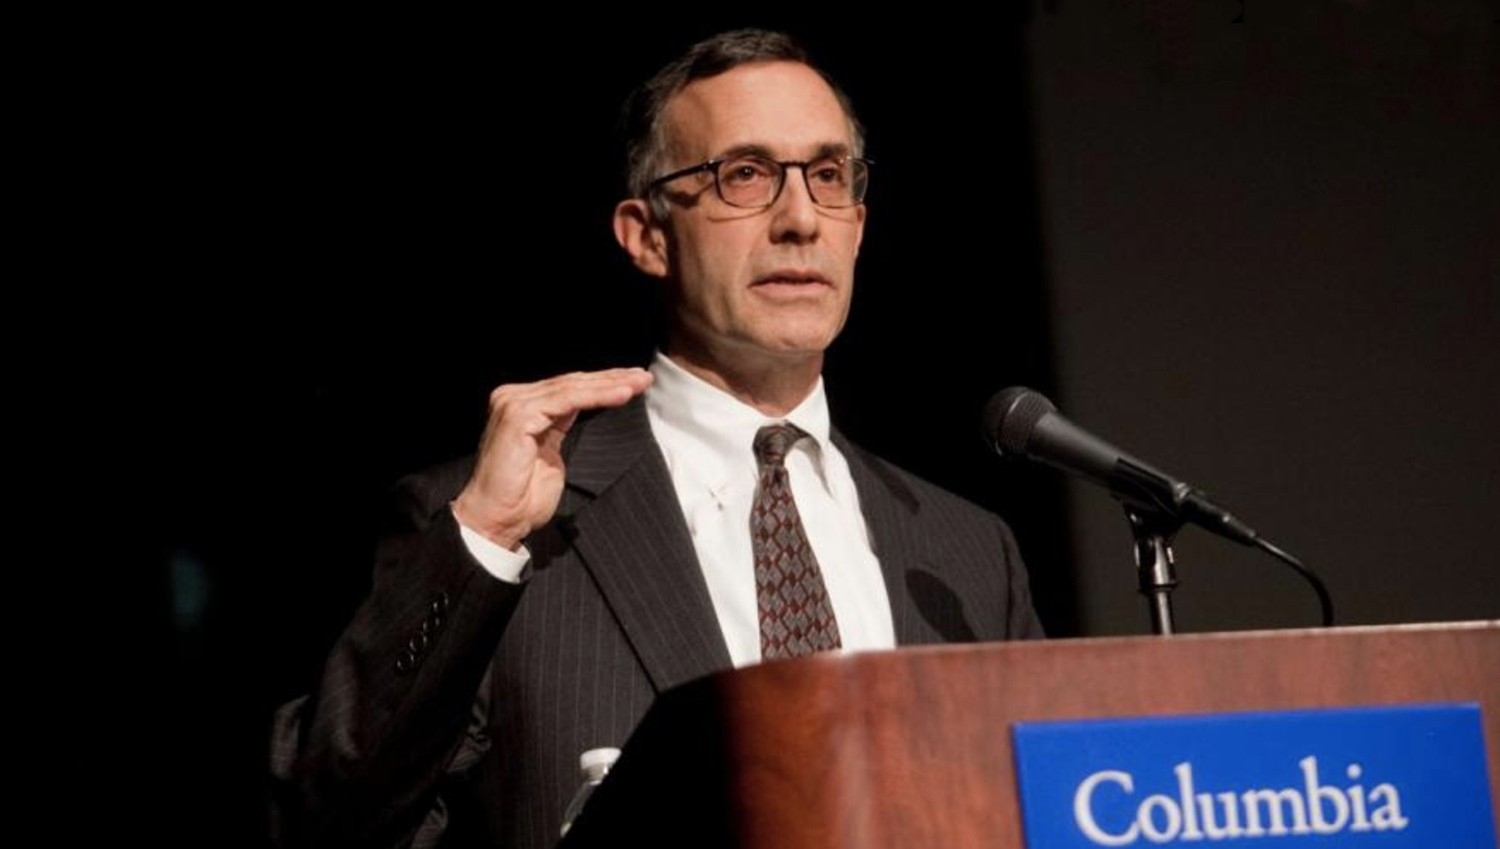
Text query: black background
116 4 1498 845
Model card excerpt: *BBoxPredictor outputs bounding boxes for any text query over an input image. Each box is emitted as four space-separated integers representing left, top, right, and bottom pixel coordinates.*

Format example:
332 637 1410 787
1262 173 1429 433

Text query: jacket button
395 649 417 674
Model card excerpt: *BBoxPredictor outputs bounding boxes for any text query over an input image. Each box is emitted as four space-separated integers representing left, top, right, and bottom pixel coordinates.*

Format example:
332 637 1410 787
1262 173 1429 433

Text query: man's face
651 61 867 371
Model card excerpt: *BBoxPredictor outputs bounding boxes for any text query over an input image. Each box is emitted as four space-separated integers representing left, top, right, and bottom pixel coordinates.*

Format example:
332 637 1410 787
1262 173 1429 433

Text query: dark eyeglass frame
646 154 873 209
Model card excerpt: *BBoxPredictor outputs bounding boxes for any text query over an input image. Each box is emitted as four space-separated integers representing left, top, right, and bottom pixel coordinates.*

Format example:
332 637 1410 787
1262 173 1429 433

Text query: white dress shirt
456 352 896 667
644 352 894 667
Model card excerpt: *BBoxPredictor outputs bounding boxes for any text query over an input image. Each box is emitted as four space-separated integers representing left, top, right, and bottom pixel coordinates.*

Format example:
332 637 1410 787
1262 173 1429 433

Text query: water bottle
559 746 621 838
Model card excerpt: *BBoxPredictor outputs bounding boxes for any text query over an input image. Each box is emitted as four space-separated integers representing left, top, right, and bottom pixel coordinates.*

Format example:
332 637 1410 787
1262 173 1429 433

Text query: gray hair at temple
620 29 867 214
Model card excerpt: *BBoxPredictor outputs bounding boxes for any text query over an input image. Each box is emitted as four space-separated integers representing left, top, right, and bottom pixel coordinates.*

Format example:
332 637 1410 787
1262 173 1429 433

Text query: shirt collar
646 350 833 487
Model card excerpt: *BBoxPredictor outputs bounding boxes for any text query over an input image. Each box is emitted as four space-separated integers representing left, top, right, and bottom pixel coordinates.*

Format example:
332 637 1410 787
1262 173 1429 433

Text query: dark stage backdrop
1026 2 1498 634
140 4 1495 845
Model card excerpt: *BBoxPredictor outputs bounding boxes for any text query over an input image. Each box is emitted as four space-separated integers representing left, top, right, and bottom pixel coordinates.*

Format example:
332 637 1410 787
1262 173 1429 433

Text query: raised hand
451 368 653 549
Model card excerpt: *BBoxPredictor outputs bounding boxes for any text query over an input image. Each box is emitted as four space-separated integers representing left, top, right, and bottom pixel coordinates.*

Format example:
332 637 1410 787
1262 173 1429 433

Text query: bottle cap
579 747 621 780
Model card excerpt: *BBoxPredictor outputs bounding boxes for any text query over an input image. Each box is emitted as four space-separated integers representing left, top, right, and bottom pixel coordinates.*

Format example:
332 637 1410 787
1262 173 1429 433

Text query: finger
529 367 653 397
490 377 651 441
513 370 651 415
491 367 652 408
528 378 649 421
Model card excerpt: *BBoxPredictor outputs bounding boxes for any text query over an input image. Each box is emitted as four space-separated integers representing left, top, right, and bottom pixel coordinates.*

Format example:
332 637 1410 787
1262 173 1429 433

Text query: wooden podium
561 622 1499 847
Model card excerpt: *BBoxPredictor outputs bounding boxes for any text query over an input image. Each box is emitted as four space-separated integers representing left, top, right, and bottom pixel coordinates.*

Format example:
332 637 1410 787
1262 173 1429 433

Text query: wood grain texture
565 621 1500 848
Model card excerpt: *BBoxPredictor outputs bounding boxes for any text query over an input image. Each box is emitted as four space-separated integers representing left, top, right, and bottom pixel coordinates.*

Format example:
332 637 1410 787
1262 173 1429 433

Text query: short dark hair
620 29 866 203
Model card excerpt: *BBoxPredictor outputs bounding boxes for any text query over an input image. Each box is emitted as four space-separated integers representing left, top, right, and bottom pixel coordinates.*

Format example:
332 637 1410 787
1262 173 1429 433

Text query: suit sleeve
998 514 1046 640
269 469 524 849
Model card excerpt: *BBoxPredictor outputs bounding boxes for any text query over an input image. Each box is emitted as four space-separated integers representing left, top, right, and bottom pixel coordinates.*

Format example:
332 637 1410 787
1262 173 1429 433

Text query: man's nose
769 165 820 243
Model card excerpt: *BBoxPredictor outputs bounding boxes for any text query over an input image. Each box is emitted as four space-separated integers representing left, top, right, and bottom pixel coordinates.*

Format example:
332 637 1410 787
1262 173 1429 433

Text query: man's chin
719 334 835 367
749 333 842 363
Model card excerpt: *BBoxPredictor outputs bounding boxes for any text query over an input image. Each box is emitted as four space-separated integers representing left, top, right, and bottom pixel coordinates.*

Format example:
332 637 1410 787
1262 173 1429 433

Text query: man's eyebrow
716 141 853 160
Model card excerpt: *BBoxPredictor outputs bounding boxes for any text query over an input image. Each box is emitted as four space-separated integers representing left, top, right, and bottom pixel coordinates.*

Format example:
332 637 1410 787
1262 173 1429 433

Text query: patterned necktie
751 423 842 660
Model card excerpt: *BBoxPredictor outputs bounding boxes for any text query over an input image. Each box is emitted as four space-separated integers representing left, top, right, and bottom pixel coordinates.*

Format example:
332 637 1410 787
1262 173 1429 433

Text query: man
271 29 1043 849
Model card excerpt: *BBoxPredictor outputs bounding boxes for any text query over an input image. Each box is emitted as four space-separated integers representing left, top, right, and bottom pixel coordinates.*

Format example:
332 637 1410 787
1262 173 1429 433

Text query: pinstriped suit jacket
270 395 1043 849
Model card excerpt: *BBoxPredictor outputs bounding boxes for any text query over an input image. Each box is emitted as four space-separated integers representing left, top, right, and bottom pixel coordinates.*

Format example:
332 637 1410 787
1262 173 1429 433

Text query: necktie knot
753 423 808 469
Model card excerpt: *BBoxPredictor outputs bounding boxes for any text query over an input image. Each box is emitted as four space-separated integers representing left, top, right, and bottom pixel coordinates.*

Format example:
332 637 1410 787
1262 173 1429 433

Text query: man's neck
662 347 822 417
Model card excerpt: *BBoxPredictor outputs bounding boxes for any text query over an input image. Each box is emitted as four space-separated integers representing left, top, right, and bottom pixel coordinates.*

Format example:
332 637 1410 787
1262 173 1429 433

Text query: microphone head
983 387 1057 457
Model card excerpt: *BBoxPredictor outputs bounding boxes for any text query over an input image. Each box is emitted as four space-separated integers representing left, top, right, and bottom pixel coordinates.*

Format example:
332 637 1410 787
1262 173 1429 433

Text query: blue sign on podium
1012 703 1495 847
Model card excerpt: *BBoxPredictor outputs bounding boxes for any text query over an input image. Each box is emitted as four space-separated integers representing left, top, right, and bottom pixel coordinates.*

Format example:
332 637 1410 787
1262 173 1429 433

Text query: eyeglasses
647 153 872 209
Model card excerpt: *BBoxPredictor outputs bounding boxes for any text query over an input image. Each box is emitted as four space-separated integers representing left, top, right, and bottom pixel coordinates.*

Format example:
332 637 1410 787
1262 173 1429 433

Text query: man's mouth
752 270 831 287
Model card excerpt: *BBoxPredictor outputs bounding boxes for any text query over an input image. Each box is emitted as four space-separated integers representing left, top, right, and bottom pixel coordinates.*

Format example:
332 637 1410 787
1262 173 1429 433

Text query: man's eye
809 162 848 184
722 160 775 185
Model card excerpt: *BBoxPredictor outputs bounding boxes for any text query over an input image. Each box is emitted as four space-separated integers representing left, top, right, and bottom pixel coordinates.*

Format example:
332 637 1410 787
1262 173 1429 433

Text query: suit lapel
832 431 948 647
561 398 734 692
555 400 944 689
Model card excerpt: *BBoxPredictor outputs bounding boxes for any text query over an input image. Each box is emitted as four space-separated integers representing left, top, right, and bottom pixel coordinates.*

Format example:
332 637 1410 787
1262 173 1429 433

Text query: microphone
982 387 1259 546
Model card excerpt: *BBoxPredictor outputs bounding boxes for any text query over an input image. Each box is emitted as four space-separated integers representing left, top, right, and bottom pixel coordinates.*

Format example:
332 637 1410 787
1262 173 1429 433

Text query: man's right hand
452 368 654 551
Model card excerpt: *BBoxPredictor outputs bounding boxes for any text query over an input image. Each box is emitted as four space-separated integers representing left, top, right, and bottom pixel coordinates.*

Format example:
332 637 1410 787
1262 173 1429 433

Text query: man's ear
853 202 866 258
613 199 670 278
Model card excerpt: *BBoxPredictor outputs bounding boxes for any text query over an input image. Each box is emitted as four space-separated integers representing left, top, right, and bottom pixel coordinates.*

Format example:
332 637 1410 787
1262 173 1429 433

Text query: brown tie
751 423 842 660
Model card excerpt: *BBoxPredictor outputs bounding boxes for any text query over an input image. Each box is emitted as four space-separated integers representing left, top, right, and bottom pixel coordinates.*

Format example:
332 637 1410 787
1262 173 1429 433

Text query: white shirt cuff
454 510 532 584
